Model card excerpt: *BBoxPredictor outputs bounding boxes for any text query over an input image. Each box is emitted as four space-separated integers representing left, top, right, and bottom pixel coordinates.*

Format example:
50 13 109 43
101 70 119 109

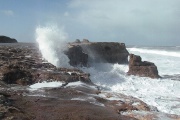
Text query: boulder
0 36 17 43
127 54 160 78
66 42 129 66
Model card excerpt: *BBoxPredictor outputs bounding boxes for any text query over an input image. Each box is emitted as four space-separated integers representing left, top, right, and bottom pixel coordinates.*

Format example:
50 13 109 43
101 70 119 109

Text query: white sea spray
35 24 70 67
82 47 180 115
34 31 180 115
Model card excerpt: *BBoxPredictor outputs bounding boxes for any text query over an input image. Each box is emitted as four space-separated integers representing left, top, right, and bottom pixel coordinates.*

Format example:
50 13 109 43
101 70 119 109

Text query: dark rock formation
66 41 129 66
127 54 161 78
65 45 88 67
0 36 17 43
2 67 33 85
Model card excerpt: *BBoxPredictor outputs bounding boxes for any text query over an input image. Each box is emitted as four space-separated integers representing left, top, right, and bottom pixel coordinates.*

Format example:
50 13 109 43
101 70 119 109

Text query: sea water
82 46 180 115
35 25 180 115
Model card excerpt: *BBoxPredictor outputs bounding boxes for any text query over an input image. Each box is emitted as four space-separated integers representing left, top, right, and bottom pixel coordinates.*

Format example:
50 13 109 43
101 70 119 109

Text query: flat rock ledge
127 54 161 78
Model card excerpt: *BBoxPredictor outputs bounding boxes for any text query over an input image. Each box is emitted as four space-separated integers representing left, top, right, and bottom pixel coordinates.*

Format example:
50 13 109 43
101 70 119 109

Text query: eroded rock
66 41 129 66
65 45 88 67
127 54 161 78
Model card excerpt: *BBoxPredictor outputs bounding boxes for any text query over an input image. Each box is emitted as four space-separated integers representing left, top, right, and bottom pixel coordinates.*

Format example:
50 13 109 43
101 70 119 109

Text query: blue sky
0 0 180 46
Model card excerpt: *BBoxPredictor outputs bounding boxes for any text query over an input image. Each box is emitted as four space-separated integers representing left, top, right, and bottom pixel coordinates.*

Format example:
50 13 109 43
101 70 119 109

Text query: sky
0 0 180 46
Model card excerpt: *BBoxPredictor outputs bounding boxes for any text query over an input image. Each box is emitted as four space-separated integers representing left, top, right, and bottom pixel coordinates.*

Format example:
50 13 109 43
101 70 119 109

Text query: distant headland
0 36 18 43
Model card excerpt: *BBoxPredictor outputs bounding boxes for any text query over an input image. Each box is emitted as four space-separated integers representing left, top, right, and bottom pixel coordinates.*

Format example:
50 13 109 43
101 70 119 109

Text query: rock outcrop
66 41 129 66
127 54 161 78
0 36 17 43
0 43 179 120
0 43 91 86
65 45 88 67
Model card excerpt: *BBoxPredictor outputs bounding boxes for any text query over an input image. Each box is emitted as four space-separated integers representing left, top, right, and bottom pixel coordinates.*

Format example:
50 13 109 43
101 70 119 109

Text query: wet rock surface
0 43 179 120
0 43 91 86
0 92 29 120
127 54 161 78
66 41 129 66
10 94 135 120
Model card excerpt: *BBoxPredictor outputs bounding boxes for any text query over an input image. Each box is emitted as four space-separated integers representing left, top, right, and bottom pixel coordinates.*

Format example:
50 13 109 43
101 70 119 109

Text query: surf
128 47 180 58
34 25 180 115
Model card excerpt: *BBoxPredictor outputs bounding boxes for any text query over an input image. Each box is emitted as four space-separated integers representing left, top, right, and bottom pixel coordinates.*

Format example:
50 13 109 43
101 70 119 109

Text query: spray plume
36 24 70 67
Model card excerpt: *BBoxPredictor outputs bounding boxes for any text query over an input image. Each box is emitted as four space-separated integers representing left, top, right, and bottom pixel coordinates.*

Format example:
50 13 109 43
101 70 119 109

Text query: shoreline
0 43 179 120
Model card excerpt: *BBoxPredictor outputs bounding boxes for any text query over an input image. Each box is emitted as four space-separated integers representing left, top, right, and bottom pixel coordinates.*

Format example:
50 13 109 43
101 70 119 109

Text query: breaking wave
34 26 180 115
82 46 180 115
35 24 70 67
128 48 180 58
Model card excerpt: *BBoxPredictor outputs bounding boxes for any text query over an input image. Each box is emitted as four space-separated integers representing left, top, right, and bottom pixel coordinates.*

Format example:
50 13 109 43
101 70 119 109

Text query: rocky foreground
0 43 179 120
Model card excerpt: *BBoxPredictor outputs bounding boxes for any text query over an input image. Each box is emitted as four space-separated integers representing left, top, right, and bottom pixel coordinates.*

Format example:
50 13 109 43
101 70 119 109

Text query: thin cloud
64 12 69 17
67 0 180 45
1 10 14 16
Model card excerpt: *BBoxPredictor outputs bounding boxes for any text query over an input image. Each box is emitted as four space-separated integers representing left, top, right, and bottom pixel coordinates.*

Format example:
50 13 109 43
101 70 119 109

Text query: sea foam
29 81 63 90
128 47 180 75
35 26 180 115
128 47 180 58
82 47 180 115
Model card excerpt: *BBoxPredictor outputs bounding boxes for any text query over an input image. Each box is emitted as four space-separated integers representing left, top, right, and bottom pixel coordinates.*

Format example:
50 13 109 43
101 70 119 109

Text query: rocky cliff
0 36 18 43
66 41 129 66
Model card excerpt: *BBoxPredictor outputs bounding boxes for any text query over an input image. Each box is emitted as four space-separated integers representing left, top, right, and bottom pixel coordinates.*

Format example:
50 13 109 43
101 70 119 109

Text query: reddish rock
127 54 160 78
9 95 136 120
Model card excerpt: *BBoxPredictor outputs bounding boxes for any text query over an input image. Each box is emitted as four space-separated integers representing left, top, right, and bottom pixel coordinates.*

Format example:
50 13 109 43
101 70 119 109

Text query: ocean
34 26 180 115
80 46 180 115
